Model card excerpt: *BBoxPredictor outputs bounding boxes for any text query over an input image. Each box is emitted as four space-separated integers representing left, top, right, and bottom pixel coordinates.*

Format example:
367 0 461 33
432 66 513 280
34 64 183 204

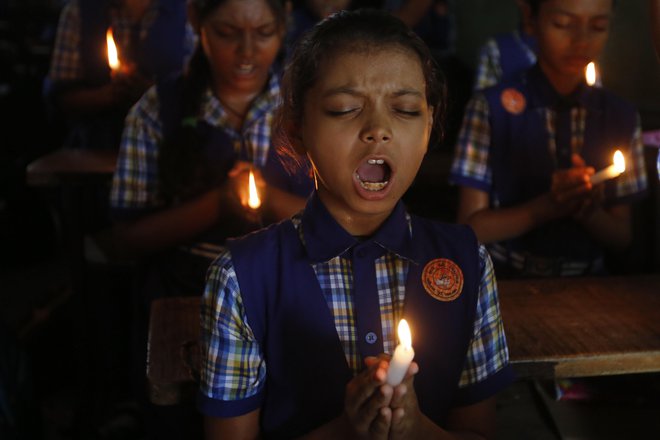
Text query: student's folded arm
204 411 261 440
262 185 308 221
577 203 632 249
456 186 561 244
113 187 223 258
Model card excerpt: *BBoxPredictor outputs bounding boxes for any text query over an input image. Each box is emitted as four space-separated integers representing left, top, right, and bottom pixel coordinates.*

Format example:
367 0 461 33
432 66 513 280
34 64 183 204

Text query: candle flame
106 28 120 70
585 62 596 86
397 319 412 349
248 170 261 209
613 150 625 173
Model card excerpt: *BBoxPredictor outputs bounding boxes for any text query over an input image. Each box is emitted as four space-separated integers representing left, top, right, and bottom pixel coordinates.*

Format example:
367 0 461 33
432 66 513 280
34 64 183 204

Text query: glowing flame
248 170 261 209
585 62 596 86
106 28 120 70
397 319 412 350
613 150 625 173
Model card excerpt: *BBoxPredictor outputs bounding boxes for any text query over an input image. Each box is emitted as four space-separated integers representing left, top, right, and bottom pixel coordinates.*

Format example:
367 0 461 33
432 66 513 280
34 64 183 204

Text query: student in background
473 0 537 91
199 9 513 439
47 0 194 149
110 0 312 435
450 0 647 279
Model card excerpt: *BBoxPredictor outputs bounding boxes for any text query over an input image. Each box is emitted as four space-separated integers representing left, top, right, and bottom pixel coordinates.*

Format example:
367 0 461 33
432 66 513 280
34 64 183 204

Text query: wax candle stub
386 319 415 386
590 150 625 185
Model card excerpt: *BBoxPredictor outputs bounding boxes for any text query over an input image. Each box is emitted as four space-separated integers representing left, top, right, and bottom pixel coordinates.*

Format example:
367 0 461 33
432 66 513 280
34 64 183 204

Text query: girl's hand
388 361 422 440
220 161 264 224
550 154 594 216
343 356 393 439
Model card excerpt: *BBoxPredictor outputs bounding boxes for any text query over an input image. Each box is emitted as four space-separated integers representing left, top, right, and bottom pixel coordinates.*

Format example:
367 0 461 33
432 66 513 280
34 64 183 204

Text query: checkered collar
300 192 416 264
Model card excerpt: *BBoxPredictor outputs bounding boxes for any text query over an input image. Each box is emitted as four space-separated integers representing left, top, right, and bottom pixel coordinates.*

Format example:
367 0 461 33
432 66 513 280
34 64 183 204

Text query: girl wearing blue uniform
451 0 647 278
199 9 513 439
48 0 194 149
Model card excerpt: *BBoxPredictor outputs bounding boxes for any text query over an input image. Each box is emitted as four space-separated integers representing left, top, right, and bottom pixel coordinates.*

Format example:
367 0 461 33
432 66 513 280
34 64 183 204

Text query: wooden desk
26 148 118 186
147 274 660 405
500 274 660 379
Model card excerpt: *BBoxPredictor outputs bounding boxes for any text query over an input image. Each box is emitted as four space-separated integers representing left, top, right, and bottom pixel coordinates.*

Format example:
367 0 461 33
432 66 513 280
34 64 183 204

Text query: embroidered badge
500 88 526 114
422 258 464 302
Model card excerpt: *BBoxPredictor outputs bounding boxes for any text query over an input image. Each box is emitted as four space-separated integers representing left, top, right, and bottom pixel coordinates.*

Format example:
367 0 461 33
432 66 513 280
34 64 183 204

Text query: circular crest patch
422 258 463 302
500 88 526 114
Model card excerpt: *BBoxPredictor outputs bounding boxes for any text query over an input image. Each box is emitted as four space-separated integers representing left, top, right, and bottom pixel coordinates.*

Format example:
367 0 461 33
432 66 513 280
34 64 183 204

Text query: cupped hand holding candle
590 150 625 185
386 319 415 386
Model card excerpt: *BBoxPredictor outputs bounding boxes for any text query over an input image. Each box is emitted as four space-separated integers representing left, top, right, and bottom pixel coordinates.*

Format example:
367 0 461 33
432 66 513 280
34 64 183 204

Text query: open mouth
237 63 255 75
355 158 391 191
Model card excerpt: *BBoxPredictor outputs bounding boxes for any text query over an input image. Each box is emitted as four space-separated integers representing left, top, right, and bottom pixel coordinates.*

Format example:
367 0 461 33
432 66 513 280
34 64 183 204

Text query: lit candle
590 150 625 185
585 62 597 86
386 319 415 386
247 169 261 209
106 28 120 73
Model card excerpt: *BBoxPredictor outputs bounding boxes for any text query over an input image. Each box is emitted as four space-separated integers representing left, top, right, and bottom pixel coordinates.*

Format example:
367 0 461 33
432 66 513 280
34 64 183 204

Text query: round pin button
365 332 378 344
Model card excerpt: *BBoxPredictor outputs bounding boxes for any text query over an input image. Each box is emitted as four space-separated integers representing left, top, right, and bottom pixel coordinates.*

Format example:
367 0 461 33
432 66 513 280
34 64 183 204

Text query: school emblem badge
500 88 526 114
421 258 463 302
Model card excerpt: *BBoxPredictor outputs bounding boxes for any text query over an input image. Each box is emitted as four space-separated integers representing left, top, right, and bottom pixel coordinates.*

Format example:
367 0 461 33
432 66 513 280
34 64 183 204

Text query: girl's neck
213 82 266 130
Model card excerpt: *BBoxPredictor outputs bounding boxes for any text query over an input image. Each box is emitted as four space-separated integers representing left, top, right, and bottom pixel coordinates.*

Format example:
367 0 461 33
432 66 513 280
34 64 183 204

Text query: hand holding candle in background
386 319 415 386
590 150 626 185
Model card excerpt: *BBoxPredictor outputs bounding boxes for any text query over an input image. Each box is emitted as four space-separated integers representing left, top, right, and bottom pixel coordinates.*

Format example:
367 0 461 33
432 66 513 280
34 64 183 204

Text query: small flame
248 170 261 209
613 150 625 173
397 319 412 350
585 62 596 86
106 28 120 70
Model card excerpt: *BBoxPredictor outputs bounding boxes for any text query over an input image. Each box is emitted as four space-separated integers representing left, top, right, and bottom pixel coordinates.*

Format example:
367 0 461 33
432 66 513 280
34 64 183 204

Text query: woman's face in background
199 0 284 97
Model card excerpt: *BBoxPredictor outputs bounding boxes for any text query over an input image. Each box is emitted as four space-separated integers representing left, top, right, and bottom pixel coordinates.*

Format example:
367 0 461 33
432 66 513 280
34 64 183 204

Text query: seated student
110 0 312 428
473 0 537 91
198 9 514 439
110 0 312 297
47 0 194 149
450 0 648 278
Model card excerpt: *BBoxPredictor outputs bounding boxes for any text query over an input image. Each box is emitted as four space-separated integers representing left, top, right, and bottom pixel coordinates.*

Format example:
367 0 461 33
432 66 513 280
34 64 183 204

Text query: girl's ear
286 119 306 155
188 2 201 33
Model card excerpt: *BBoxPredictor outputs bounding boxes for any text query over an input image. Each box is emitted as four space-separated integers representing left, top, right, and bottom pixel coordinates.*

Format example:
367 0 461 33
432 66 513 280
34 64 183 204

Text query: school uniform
198 192 514 438
110 72 313 299
451 64 648 277
47 0 195 149
473 28 537 91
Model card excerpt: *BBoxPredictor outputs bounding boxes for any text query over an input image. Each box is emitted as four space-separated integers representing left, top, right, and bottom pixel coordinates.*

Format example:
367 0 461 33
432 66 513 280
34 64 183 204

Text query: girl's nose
238 32 254 57
360 112 392 143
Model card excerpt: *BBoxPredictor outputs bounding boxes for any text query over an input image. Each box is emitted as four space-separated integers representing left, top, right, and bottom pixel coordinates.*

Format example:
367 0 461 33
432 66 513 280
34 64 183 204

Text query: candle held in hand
590 150 625 185
386 319 415 386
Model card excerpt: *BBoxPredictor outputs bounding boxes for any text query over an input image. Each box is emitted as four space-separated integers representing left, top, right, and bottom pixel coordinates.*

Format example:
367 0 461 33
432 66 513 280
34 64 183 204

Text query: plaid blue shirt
110 73 280 215
48 0 195 83
199 213 510 403
450 92 648 202
473 30 536 91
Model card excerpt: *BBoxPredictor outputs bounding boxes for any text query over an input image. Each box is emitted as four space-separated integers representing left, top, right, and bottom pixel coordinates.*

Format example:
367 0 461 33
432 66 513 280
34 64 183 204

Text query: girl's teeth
355 172 388 191
367 159 385 165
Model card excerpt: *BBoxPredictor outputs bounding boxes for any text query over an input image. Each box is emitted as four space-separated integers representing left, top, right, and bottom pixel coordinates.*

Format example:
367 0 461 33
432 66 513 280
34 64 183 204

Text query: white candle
386 319 415 386
590 150 625 185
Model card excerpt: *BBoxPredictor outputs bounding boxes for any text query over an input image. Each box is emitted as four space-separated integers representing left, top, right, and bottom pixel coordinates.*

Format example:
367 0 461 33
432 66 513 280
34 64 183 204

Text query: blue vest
222 194 513 438
483 64 637 260
79 0 187 85
494 30 537 83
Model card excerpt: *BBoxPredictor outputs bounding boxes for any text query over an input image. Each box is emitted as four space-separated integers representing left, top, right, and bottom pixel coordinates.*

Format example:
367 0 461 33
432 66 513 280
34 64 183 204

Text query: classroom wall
453 0 660 130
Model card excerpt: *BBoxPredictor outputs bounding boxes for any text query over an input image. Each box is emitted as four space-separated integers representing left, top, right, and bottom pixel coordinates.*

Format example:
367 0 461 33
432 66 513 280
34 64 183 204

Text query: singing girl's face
298 45 433 236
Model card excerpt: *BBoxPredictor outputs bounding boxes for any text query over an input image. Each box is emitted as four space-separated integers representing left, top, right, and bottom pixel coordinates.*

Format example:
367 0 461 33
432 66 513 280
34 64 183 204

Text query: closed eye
396 109 421 117
325 108 359 116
